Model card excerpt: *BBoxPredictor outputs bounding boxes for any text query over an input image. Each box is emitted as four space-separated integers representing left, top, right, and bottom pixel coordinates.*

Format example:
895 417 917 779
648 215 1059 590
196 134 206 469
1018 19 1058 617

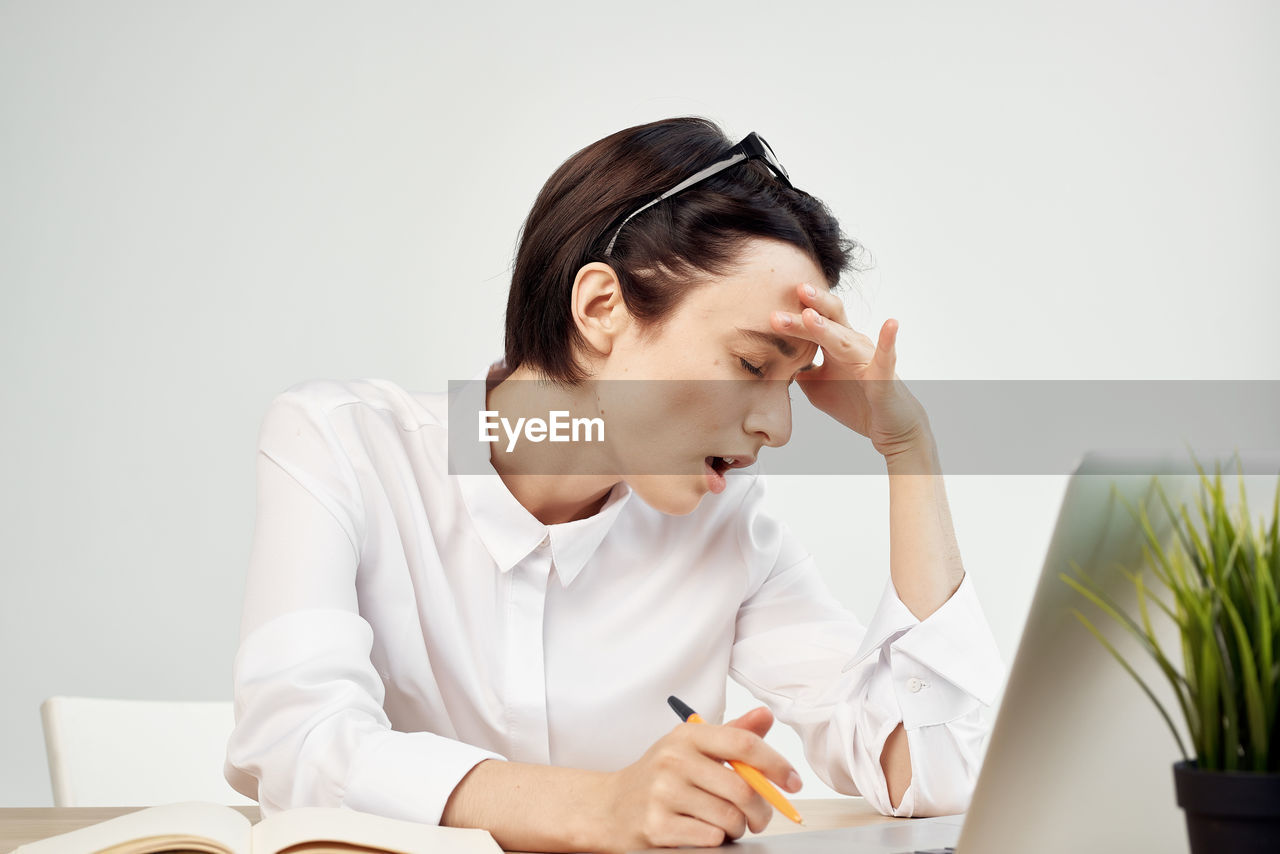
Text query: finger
797 282 849 326
790 307 874 366
686 757 774 835
878 319 899 372
686 723 798 791
669 780 751 841
879 318 898 351
651 813 728 849
771 310 801 335
771 308 831 343
725 706 774 738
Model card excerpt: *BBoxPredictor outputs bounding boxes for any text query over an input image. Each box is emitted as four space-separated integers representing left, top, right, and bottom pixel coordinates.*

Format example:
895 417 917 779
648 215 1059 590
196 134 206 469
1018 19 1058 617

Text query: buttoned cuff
842 573 1003 729
343 729 508 826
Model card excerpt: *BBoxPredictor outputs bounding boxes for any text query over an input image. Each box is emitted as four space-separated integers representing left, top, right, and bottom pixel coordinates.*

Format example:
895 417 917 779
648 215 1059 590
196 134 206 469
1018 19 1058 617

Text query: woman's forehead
724 240 823 295
686 249 824 317
673 282 820 365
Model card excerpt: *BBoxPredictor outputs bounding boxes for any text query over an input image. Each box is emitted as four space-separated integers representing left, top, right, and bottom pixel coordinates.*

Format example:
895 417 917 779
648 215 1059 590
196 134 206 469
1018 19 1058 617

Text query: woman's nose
742 381 793 448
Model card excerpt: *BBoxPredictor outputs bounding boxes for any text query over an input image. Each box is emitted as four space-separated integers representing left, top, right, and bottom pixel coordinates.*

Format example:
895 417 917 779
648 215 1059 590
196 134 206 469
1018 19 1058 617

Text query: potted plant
1060 452 1280 853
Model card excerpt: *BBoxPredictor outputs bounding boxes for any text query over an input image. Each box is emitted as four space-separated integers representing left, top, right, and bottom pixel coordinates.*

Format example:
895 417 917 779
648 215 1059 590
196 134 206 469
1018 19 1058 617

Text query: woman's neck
483 363 620 525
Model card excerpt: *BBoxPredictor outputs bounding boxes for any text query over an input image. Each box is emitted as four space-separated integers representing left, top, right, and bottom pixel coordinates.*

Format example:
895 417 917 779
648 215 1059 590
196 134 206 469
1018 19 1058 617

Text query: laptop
632 449 1280 853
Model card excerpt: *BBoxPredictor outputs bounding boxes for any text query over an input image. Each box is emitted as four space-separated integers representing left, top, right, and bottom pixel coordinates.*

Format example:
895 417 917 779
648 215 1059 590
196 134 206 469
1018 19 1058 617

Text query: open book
14 801 502 854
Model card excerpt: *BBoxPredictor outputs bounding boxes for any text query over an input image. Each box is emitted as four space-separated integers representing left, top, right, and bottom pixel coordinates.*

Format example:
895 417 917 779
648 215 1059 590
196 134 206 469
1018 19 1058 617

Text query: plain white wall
2 0 1276 807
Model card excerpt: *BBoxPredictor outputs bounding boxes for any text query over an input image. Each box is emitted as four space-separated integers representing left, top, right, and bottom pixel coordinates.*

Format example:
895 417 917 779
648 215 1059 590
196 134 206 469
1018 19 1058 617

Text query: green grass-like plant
1059 452 1280 772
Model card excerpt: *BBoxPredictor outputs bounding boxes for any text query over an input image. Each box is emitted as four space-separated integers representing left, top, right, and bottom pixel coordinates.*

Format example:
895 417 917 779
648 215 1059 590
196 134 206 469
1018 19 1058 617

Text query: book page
96 836 234 854
274 845 419 854
251 807 501 854
15 802 251 854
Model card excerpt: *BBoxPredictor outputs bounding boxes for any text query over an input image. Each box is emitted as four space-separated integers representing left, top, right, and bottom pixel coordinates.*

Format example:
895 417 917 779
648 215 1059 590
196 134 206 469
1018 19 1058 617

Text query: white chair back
40 695 256 806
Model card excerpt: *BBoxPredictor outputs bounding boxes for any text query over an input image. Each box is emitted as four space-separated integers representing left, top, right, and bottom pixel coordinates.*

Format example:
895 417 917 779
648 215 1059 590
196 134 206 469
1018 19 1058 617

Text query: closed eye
739 357 765 377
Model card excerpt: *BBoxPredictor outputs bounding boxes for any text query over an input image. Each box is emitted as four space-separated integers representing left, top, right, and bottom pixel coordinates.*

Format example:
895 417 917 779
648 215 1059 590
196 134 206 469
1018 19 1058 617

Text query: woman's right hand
589 706 803 853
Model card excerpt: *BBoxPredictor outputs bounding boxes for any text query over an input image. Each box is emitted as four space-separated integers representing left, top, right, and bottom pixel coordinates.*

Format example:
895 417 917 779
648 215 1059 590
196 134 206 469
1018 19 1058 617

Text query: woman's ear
570 262 631 357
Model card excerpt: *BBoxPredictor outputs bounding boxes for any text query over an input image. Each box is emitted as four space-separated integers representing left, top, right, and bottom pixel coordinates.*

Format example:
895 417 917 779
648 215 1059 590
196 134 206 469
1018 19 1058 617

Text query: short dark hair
504 116 865 385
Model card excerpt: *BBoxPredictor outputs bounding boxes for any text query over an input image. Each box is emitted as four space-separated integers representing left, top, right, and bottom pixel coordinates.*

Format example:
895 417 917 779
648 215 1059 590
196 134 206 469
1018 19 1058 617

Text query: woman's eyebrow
734 327 815 371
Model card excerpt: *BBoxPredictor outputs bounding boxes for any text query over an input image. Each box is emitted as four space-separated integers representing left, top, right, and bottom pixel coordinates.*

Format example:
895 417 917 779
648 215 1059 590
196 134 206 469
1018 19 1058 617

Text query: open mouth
705 454 753 474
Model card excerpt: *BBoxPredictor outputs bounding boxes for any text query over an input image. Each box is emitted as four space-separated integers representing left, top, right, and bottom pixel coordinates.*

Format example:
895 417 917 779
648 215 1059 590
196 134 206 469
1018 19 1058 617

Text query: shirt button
907 677 925 693
537 534 550 549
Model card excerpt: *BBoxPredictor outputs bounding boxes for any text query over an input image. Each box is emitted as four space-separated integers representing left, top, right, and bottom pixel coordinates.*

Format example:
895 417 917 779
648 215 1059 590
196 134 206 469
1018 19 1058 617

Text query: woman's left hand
770 282 930 460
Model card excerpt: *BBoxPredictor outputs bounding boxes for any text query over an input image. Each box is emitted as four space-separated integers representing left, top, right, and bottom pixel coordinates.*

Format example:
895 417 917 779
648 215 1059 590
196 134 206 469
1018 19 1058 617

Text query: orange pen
667 695 805 825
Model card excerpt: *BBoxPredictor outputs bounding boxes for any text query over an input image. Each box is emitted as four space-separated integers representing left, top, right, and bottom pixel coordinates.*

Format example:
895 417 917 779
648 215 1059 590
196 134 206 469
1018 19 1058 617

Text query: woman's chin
630 474 711 516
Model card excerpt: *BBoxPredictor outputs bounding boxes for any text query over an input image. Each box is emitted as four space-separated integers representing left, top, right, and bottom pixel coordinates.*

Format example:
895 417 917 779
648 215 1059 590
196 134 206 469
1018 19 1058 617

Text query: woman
224 116 1003 853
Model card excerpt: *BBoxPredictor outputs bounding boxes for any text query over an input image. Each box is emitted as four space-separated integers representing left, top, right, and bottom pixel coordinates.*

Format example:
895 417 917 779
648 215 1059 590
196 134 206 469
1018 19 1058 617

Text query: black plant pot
1173 760 1280 852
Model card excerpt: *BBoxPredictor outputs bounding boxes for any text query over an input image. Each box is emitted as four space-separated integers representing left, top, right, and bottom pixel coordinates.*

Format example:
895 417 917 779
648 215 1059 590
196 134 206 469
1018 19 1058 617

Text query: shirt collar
452 358 634 587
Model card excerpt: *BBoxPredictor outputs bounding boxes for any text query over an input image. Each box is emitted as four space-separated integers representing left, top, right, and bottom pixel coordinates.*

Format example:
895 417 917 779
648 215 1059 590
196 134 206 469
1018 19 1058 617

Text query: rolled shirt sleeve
224 388 506 825
227 609 506 824
728 473 1004 817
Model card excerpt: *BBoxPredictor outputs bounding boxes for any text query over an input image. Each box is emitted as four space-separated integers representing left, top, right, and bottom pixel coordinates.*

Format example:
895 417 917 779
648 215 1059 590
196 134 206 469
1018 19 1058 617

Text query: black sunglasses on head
603 131 794 257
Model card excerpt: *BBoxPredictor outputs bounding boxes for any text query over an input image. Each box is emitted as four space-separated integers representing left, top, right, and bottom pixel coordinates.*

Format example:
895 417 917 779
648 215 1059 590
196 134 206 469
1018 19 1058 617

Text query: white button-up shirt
224 360 1005 828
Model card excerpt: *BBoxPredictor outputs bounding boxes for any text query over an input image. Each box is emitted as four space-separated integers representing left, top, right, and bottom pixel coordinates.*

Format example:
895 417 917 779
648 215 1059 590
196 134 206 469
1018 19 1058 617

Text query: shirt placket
504 532 553 764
